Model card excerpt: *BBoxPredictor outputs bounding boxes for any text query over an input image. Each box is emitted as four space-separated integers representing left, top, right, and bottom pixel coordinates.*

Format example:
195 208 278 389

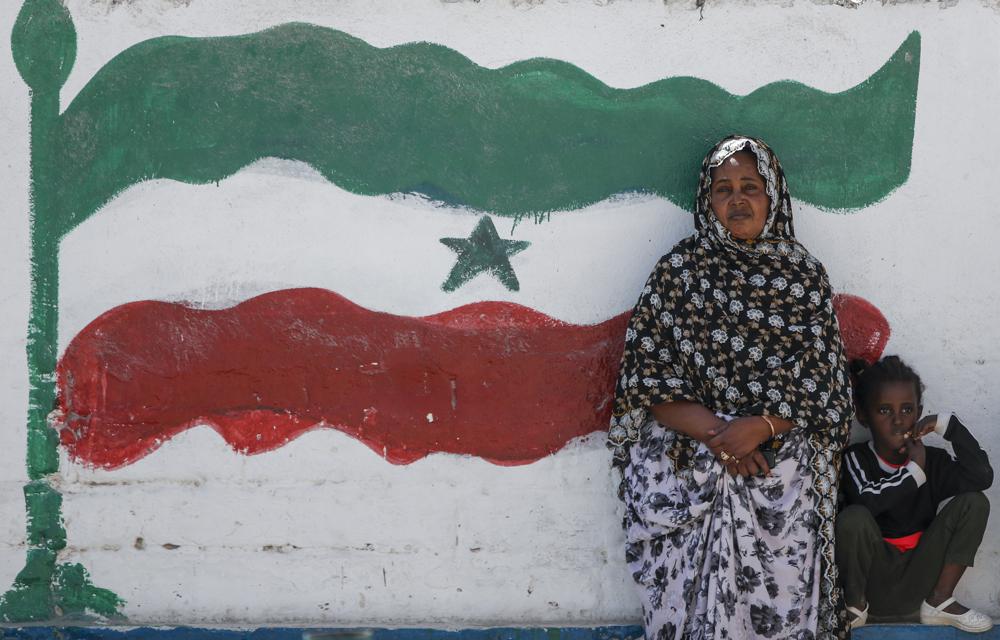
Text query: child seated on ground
837 355 994 633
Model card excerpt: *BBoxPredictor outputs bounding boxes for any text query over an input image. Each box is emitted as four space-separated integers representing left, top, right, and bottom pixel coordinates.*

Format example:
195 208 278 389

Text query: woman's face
709 150 771 240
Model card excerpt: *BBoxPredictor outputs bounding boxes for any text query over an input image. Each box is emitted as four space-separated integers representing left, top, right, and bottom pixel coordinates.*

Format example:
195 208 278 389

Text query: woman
608 135 853 640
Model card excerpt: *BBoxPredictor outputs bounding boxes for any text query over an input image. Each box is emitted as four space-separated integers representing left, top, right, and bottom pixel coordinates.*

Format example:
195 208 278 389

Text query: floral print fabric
625 420 820 639
608 136 853 639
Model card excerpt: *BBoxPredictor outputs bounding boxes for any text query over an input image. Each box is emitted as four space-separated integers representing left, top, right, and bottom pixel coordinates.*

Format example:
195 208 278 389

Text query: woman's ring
719 451 732 462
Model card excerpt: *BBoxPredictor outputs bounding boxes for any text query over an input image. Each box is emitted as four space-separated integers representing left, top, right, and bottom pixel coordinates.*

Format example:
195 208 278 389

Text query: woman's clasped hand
707 417 774 476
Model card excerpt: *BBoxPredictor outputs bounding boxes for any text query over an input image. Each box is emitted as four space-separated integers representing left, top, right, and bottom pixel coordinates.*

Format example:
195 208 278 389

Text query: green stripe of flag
33 25 918 236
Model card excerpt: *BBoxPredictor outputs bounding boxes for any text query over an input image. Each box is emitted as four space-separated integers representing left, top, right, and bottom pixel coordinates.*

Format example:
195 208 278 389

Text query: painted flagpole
3 0 123 622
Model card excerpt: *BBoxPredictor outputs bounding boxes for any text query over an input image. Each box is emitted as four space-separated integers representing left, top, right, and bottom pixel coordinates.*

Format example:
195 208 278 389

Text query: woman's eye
902 407 913 414
878 407 891 415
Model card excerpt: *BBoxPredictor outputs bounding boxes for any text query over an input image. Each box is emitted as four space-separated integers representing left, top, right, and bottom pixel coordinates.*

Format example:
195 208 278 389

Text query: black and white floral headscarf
697 136 792 250
608 135 854 639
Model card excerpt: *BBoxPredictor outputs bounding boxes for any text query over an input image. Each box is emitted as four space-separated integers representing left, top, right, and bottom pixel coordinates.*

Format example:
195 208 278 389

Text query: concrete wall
1 0 999 627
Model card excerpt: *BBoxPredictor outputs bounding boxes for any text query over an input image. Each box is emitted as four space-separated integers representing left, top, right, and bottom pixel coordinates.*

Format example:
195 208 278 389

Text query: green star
440 216 530 292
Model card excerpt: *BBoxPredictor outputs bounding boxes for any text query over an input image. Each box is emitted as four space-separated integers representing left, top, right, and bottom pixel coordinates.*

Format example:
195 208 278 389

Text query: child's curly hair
849 355 924 415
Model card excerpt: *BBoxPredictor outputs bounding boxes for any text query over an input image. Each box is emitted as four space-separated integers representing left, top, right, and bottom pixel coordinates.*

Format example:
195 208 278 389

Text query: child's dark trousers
835 492 990 616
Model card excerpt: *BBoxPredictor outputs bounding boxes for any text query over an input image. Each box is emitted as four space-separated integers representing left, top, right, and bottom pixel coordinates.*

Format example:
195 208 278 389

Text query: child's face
860 380 922 456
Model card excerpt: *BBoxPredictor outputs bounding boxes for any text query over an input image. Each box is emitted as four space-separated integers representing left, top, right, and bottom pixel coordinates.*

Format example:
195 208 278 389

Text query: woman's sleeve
608 254 701 461
741 267 854 437
615 256 701 412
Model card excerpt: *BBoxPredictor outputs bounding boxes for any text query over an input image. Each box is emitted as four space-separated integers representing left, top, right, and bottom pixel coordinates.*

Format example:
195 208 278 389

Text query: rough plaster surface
58 431 631 625
3 0 1000 626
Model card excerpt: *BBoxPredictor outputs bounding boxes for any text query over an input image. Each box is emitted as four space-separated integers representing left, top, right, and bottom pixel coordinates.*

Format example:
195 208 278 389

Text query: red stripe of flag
55 290 887 469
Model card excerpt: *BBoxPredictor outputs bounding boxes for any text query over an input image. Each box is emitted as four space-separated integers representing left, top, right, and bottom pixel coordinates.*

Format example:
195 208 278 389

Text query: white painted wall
2 0 1000 626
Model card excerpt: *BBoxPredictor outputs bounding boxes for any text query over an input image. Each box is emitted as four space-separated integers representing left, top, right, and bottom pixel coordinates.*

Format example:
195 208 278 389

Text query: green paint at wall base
0 550 56 622
53 564 126 620
0 482 124 622
0 555 125 622
0 484 62 621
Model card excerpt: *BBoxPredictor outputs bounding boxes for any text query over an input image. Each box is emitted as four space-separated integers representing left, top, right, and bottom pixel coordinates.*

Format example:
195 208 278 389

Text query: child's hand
903 436 926 469
911 415 937 440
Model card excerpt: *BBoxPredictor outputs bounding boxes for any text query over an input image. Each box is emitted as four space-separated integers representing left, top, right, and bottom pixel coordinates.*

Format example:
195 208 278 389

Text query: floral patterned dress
608 136 853 640
624 419 826 639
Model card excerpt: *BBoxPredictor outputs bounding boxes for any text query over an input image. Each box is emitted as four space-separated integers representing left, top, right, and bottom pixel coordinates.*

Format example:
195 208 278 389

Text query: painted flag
10 0 910 623
47 22 913 469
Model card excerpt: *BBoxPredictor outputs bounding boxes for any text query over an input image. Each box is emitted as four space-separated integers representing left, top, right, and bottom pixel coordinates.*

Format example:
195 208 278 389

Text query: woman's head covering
695 135 796 256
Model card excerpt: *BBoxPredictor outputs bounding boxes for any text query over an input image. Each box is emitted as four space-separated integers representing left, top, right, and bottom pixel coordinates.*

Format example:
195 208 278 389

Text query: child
837 355 994 632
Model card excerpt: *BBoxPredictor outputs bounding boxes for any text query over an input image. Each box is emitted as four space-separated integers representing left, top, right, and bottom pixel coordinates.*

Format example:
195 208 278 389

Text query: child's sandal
920 597 994 633
846 604 868 629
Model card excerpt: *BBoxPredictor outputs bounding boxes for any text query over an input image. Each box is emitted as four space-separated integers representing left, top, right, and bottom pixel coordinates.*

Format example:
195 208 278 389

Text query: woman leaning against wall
608 135 853 640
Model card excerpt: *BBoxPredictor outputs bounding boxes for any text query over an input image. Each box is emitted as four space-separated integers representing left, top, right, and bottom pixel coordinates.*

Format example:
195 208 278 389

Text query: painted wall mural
3 0 916 624
57 291 627 468
39 21 917 234
56 292 887 470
